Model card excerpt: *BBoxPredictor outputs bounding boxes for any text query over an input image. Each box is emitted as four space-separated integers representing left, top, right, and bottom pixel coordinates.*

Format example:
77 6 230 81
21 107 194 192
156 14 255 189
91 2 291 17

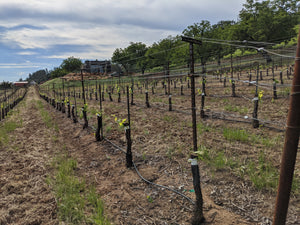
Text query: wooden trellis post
273 27 300 225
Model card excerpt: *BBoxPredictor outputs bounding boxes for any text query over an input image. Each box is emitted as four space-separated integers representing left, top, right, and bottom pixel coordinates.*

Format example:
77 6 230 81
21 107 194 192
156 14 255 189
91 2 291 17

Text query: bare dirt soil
0 87 58 225
1 70 299 225
0 88 254 225
46 91 253 224
55 66 299 224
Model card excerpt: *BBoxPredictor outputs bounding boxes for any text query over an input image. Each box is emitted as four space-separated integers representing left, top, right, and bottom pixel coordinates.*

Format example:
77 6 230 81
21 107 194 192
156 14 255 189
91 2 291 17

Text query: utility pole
272 27 300 225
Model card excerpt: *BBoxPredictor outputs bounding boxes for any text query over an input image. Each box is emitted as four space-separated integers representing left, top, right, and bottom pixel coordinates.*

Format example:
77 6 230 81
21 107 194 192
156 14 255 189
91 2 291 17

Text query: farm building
13 81 28 87
84 60 111 74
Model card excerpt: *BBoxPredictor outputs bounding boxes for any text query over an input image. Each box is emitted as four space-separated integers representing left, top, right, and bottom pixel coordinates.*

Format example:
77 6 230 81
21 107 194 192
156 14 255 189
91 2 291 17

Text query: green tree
211 20 237 65
169 35 190 67
145 36 178 73
183 20 214 73
131 42 149 74
0 81 12 89
126 42 148 74
26 69 50 84
61 57 82 72
111 48 131 75
237 0 299 43
112 42 148 75
50 67 68 79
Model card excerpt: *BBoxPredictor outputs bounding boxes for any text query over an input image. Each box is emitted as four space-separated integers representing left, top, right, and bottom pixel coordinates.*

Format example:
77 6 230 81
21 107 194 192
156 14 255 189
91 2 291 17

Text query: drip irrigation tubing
43 87 287 130
103 137 195 205
47 89 288 130
64 111 196 205
102 92 287 128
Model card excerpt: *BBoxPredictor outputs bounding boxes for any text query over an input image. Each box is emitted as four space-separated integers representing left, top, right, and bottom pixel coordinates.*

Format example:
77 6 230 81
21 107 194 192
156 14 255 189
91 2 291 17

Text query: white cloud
2 21 179 59
17 51 37 55
0 0 245 81
0 63 39 69
17 71 26 76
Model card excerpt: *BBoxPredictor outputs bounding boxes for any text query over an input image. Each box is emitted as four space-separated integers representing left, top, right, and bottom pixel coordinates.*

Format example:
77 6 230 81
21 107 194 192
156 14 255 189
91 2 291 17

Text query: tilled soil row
41 91 252 224
2 86 285 225
0 87 58 225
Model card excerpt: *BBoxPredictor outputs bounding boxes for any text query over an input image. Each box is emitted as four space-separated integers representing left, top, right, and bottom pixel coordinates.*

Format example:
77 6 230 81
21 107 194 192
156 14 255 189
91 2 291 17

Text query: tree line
22 57 83 84
26 0 300 82
112 0 300 74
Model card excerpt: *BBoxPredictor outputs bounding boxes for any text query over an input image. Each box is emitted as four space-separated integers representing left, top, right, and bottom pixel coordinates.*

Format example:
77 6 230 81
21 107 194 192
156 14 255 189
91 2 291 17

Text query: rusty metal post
272 28 300 225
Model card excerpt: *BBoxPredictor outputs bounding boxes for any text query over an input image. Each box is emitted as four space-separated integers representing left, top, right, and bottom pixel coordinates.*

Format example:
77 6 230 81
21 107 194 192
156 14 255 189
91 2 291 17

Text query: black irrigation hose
101 93 286 129
41 90 287 204
69 117 196 205
132 161 195 204
42 89 286 130
103 137 195 205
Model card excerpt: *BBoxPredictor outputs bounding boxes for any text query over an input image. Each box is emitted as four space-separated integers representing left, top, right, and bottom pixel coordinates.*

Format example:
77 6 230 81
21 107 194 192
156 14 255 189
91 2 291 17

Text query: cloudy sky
0 0 246 82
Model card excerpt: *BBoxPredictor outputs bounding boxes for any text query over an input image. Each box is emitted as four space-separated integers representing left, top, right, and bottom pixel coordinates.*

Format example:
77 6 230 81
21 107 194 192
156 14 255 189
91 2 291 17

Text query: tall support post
4 84 7 104
182 36 205 224
99 82 104 140
130 76 134 105
52 83 55 99
230 49 233 79
95 79 98 101
252 65 259 128
95 80 103 141
190 57 197 153
81 69 88 129
62 78 65 100
81 70 86 105
272 28 300 225
167 61 170 95
73 82 78 117
125 86 133 168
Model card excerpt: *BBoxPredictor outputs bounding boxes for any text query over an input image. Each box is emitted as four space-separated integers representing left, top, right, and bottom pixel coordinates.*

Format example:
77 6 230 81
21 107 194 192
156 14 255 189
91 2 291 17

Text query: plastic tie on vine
188 158 198 166
257 47 264 52
252 97 259 101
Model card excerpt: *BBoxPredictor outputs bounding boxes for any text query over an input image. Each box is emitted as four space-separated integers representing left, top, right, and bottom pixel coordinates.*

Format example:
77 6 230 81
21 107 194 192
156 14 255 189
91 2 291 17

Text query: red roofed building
13 81 28 87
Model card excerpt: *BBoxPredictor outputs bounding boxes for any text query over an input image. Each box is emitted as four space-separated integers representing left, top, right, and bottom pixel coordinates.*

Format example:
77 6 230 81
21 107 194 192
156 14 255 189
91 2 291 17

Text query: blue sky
0 0 246 82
